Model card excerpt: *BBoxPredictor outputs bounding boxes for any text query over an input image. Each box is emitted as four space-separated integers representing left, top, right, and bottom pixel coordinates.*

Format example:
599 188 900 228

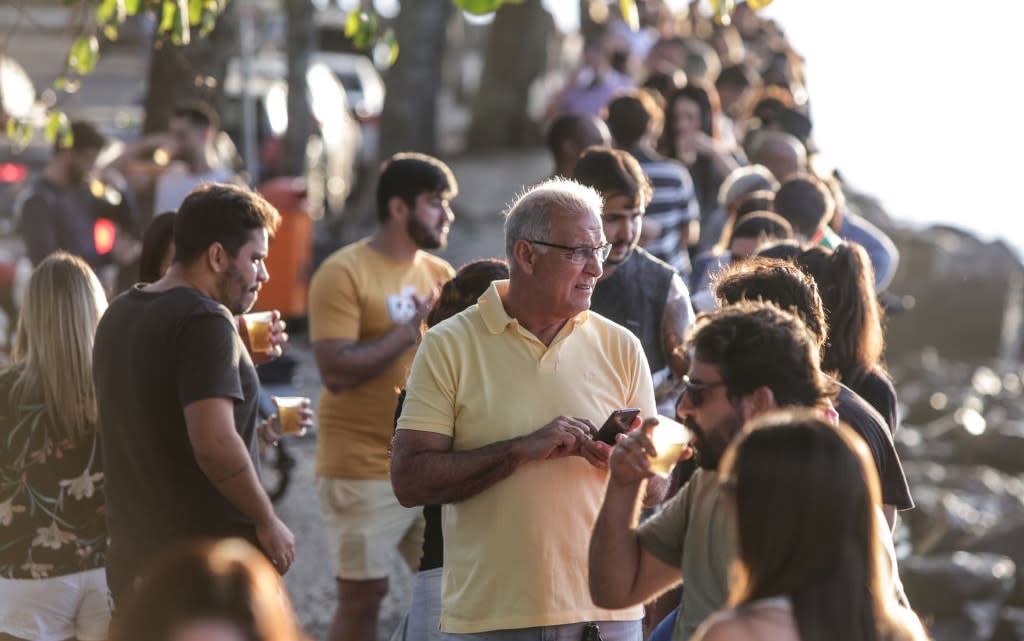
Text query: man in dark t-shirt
93 183 292 604
712 257 913 525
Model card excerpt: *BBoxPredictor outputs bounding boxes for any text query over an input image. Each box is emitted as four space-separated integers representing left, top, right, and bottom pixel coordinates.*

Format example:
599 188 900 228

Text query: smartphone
594 408 641 445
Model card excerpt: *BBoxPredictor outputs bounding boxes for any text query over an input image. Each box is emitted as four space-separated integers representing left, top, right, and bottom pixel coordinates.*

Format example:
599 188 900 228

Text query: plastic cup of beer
275 396 309 436
648 415 692 477
242 311 275 354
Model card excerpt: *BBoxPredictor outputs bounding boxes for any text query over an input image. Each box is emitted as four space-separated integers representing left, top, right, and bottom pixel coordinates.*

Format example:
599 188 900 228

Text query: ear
740 386 776 420
512 239 537 275
207 242 229 273
387 195 410 223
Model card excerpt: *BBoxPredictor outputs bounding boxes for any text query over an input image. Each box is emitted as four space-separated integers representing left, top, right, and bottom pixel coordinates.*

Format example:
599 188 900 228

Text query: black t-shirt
849 368 898 436
835 381 913 510
93 285 261 597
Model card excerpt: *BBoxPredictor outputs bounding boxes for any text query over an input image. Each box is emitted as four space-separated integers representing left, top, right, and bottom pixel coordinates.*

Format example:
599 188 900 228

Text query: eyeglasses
528 240 612 264
680 375 726 408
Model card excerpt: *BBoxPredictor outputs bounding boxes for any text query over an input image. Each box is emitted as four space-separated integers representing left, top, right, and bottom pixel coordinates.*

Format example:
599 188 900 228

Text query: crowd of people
0 2 933 641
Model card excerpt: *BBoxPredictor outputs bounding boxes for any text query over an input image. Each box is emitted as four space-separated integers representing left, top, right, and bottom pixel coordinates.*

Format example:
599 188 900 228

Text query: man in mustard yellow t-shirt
308 153 457 641
391 179 656 641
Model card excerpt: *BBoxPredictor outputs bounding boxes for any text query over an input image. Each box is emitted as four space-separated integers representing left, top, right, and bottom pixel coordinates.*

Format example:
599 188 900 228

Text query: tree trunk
379 0 452 158
141 0 239 135
466 1 553 150
283 0 314 178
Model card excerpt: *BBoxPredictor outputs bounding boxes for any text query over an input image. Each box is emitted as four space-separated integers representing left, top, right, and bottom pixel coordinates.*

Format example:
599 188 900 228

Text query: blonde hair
9 252 107 442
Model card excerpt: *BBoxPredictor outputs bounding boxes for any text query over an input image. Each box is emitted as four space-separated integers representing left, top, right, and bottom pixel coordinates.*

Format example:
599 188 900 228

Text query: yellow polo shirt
397 280 655 633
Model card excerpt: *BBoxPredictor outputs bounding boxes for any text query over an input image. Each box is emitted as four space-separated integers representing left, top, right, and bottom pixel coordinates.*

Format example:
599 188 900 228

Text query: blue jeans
440 620 642 641
648 607 677 641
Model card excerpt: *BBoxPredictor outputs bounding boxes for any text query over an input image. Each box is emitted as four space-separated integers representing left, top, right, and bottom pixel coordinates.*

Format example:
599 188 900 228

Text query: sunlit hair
113 538 304 641
503 177 603 263
796 242 886 389
688 301 834 408
8 252 107 442
427 259 509 328
719 409 929 641
713 256 827 350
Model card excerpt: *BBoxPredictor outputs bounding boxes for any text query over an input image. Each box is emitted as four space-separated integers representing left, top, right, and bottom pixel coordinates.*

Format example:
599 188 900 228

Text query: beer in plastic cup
242 311 275 354
648 415 691 477
275 396 309 435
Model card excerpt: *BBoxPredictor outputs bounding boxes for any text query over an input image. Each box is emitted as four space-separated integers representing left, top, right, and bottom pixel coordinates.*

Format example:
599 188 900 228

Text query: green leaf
44 111 70 144
344 11 377 50
53 76 68 90
452 0 505 15
188 0 202 24
159 0 176 32
103 24 119 41
67 35 100 75
619 0 639 31
125 0 141 14
383 28 399 68
5 117 17 141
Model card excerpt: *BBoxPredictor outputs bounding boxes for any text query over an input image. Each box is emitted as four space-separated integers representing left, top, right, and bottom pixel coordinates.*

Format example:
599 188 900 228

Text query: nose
676 391 696 418
584 251 603 278
258 261 270 283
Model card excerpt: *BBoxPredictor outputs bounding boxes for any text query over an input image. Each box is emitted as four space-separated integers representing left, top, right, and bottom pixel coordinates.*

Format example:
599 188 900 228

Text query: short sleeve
395 330 457 437
636 480 692 568
308 260 361 342
627 335 658 418
176 312 244 406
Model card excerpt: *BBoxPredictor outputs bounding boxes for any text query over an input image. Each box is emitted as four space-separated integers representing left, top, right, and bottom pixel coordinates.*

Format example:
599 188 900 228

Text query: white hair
503 177 604 261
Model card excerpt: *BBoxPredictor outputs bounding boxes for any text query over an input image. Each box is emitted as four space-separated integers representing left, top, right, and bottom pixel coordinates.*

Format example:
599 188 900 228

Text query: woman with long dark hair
796 242 897 430
0 252 111 641
692 410 929 641
660 81 741 219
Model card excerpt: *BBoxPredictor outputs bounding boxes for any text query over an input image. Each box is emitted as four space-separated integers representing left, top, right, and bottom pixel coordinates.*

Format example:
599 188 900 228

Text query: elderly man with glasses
391 178 656 641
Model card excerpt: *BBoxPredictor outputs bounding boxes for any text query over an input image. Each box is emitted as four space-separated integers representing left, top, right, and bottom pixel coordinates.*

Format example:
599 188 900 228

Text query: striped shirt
626 146 700 273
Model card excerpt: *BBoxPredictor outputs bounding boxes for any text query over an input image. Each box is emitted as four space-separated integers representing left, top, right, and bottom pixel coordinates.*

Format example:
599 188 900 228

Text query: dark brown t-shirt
93 285 261 600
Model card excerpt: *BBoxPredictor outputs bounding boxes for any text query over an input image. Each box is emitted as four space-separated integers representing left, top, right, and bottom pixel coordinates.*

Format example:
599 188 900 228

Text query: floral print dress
0 370 107 579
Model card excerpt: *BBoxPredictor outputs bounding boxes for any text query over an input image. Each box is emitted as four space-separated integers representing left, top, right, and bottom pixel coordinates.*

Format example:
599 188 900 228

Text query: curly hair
688 301 835 408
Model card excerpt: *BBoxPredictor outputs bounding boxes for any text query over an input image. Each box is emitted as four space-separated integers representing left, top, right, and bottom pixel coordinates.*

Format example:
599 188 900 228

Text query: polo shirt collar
478 280 590 335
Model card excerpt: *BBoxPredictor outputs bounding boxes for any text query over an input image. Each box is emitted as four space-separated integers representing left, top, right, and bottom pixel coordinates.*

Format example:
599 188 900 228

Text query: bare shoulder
693 618 755 641
693 605 799 641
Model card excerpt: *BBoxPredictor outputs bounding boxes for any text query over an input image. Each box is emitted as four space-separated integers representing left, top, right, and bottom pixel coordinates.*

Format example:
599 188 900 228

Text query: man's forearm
589 480 647 607
392 435 528 507
321 324 417 392
194 437 275 527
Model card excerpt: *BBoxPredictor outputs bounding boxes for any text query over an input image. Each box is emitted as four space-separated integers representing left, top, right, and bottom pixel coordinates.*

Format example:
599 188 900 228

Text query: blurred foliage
4 0 227 150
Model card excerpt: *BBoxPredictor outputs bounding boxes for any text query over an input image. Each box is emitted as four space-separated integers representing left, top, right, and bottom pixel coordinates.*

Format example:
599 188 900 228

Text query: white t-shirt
153 164 238 214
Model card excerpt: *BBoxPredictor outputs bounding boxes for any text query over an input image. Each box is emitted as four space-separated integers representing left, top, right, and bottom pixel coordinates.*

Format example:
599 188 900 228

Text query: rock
991 606 1024 641
885 226 1023 366
901 552 1016 641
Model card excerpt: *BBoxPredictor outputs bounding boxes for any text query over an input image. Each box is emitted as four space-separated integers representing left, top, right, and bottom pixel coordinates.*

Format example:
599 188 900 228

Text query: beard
604 239 638 266
684 413 743 471
407 214 444 250
218 262 255 315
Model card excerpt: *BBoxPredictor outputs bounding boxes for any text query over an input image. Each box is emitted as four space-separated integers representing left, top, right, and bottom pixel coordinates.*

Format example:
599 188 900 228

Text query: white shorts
318 478 425 580
0 568 111 641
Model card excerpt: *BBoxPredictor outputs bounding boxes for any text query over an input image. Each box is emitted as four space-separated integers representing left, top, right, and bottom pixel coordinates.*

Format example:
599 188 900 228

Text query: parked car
313 8 385 170
312 51 384 167
222 55 361 219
